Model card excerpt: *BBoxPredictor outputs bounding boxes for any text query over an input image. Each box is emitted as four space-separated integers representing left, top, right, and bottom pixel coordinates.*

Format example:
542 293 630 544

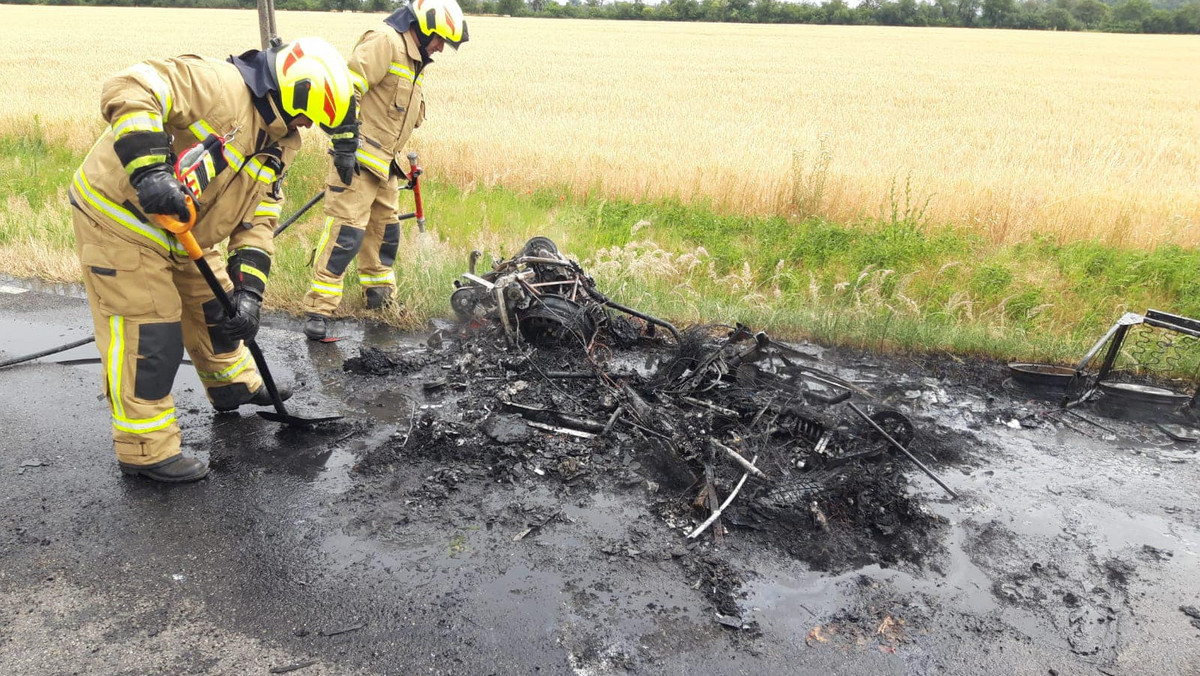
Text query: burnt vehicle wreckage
340 237 967 615
445 236 956 500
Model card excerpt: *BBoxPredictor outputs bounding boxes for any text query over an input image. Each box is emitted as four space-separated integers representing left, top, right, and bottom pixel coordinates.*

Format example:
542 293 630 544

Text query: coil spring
1127 326 1160 372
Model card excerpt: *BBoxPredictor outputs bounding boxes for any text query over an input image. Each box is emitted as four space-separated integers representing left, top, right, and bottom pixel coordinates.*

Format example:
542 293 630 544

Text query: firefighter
69 38 356 483
301 0 468 340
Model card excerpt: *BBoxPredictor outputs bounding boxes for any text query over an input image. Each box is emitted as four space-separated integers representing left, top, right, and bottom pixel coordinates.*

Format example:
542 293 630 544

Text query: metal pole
266 0 278 45
257 0 273 50
273 190 325 237
847 402 958 499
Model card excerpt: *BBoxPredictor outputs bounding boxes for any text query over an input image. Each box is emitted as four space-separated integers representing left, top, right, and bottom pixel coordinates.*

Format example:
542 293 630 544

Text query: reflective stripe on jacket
69 55 301 258
347 26 427 181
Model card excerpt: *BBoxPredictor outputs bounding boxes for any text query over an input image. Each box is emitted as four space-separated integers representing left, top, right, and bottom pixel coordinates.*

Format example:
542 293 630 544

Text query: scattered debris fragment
269 660 318 674
320 623 365 637
513 510 562 542
1180 605 1200 630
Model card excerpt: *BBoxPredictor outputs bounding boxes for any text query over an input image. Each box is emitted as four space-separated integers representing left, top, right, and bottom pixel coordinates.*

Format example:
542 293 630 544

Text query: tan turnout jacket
346 26 427 180
69 55 299 262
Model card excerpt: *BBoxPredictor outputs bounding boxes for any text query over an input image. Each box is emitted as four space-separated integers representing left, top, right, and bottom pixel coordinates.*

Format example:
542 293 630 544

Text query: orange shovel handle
148 196 203 260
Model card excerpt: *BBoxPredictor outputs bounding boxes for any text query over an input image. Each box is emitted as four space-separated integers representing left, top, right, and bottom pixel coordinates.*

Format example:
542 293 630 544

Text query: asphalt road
2 281 1199 675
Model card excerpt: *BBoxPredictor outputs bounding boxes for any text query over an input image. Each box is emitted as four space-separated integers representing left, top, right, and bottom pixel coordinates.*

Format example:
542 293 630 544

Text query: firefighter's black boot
304 313 329 341
211 383 293 412
119 454 209 483
364 287 395 310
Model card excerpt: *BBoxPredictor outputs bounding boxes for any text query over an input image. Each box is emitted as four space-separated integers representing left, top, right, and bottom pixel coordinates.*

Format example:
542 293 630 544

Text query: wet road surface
1 280 1199 675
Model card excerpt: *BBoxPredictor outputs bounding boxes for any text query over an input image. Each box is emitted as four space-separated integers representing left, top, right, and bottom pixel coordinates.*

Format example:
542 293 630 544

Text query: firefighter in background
302 0 468 340
69 38 357 483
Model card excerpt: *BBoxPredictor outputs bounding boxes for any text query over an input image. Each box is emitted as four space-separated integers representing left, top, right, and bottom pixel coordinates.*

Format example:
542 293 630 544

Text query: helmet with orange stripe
413 0 469 49
274 37 355 129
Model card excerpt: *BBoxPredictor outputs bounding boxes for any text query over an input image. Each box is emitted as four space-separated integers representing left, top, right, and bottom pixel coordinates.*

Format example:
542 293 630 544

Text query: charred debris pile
346 238 955 572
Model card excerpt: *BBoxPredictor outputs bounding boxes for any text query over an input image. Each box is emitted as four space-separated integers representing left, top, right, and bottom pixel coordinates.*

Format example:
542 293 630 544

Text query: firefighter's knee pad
327 224 366 276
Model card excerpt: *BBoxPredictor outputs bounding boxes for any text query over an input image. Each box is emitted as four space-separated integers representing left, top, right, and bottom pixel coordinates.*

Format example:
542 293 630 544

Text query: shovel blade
257 410 343 426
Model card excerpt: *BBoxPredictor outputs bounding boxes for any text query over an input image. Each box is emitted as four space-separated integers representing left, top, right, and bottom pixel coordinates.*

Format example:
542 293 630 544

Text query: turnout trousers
302 166 401 317
72 208 264 467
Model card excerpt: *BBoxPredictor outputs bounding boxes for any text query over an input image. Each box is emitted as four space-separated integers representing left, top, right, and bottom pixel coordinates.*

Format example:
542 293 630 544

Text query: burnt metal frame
1063 308 1200 411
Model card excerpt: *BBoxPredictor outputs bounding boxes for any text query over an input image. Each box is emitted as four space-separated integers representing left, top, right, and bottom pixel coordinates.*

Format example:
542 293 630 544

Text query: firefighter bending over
69 38 355 482
302 0 468 340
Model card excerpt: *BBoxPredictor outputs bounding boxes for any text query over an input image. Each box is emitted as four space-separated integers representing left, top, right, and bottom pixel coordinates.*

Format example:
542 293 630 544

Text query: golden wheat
1 6 1197 247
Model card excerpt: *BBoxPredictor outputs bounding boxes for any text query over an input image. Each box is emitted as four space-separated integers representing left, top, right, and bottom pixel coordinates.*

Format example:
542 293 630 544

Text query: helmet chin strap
416 31 433 61
269 88 295 127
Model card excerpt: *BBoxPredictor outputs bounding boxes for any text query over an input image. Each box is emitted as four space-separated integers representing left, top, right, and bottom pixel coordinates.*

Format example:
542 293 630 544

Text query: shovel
153 198 342 426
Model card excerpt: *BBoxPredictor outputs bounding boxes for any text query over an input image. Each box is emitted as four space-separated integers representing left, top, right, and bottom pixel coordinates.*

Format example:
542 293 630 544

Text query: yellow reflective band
123 154 168 175
72 170 187 256
355 148 389 176
359 271 396 285
222 142 246 172
189 119 216 140
309 280 343 297
416 73 424 87
106 319 175 434
254 202 282 218
244 157 277 184
349 69 368 95
314 217 335 265
241 265 268 286
112 408 177 434
112 112 163 139
189 121 273 183
389 63 415 82
127 63 172 121
196 351 252 383
189 120 250 175
108 315 126 419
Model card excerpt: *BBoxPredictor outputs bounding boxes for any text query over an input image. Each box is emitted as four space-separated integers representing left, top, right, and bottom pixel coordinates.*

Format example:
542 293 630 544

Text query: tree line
9 0 1200 34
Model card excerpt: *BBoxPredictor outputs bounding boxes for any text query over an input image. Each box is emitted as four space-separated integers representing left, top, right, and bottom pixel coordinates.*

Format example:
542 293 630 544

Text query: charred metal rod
683 397 739 417
544 371 597 379
1 335 95 369
846 402 958 500
687 454 757 539
602 406 624 436
1062 409 1117 435
709 438 767 479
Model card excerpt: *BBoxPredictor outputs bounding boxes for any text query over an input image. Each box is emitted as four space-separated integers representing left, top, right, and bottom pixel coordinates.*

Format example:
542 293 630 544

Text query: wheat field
1 6 1197 247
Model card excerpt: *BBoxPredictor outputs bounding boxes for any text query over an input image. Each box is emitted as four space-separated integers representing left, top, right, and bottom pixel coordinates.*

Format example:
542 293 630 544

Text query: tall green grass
3 125 1198 366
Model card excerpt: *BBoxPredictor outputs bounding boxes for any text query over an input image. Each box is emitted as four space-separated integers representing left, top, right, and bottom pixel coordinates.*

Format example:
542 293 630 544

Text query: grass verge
3 124 1197 366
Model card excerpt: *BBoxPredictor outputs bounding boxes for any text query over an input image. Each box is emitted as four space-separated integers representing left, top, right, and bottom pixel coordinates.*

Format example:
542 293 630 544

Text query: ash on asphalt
342 323 952 576
320 317 1200 673
4 283 1200 674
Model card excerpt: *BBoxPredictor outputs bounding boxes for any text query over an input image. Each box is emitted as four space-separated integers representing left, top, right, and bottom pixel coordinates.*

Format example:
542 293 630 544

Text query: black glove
132 166 191 222
326 112 360 186
333 145 358 185
217 290 261 343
